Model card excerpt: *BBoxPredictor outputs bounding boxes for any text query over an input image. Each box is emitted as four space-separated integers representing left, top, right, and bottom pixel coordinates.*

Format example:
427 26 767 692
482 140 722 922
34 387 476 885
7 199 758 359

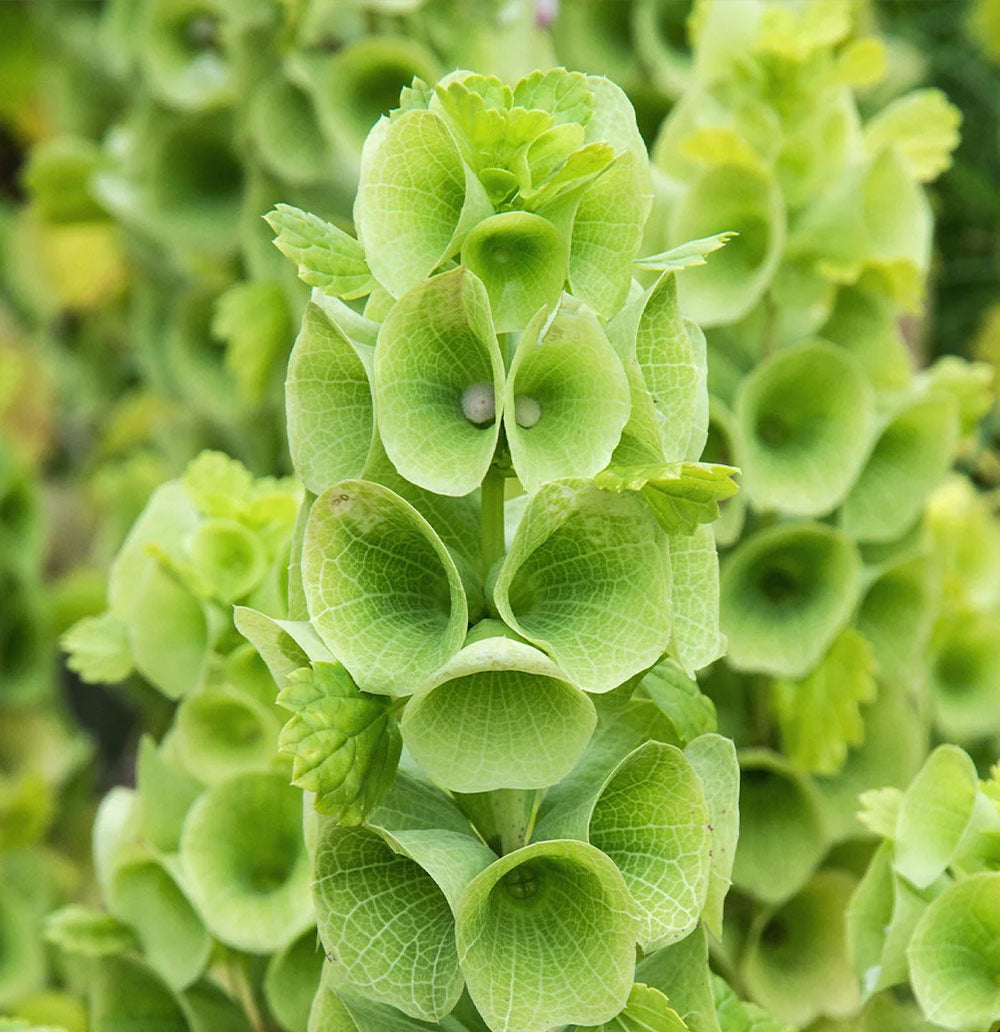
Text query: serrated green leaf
711 975 794 1032
505 296 630 492
576 983 690 1032
772 630 877 776
641 660 717 746
864 89 961 184
857 786 904 839
213 280 291 404
635 232 738 272
266 204 374 299
637 928 721 1032
456 840 637 1032
374 267 504 496
61 611 132 684
595 462 739 536
493 478 671 693
278 662 401 824
302 481 468 695
512 68 594 127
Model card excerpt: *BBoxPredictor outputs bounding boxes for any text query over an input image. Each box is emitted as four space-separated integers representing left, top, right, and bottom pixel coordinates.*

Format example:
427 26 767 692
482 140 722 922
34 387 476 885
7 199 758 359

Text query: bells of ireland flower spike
720 522 861 679
667 161 786 326
735 341 877 518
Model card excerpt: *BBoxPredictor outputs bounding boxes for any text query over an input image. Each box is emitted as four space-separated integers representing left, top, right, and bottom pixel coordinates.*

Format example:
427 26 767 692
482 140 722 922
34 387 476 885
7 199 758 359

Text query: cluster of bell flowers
634 4 997 1030
50 66 764 1032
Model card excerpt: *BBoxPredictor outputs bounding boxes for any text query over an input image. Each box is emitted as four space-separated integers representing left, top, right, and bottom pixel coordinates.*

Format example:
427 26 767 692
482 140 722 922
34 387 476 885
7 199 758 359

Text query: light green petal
732 750 828 905
355 110 491 298
401 637 595 793
840 395 959 543
286 299 376 495
720 523 861 678
180 772 313 952
908 874 1000 1030
302 481 468 696
669 163 785 327
460 212 567 333
741 871 859 1027
374 267 503 496
456 840 637 1032
505 296 630 492
735 342 876 518
493 478 671 693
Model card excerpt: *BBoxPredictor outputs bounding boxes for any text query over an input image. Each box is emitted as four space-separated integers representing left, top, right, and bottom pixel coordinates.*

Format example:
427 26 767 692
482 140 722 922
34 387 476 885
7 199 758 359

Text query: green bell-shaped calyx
461 211 567 332
179 772 313 953
504 296 630 491
908 874 1000 1031
735 341 876 517
302 481 468 695
374 267 504 496
720 522 861 678
401 637 596 793
927 610 1000 742
278 662 402 824
355 108 491 298
493 478 672 693
455 839 638 1032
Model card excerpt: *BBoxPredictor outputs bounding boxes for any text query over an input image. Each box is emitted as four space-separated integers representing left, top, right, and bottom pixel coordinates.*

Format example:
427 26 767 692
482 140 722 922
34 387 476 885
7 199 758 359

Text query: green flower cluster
637 3 994 1029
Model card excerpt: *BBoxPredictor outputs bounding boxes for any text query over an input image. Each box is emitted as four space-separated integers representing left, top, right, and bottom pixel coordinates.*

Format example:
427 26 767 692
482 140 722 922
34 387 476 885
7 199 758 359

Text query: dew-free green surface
401 637 595 793
303 481 468 695
575 983 689 1032
494 479 671 693
504 296 629 491
456 839 637 1032
374 268 503 497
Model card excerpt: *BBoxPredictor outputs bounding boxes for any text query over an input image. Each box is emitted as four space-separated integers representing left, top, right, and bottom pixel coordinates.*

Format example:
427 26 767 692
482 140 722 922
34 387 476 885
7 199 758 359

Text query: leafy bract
355 109 491 298
711 974 793 1032
641 661 718 746
286 299 376 495
61 611 132 684
374 267 504 496
863 89 961 183
179 772 313 953
455 839 637 1032
720 522 861 678
735 341 876 517
505 296 630 492
400 637 595 793
595 462 740 535
266 204 374 298
575 984 689 1032
772 630 877 776
278 662 401 824
635 232 738 272
637 928 721 1032
493 478 671 693
302 481 468 695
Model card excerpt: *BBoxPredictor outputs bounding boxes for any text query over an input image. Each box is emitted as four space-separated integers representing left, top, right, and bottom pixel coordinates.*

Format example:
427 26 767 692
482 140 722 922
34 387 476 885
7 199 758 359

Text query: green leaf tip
278 661 401 825
635 231 739 272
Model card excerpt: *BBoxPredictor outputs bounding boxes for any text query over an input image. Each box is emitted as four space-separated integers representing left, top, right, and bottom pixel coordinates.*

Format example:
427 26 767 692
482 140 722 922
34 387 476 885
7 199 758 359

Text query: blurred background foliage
1 0 1000 1028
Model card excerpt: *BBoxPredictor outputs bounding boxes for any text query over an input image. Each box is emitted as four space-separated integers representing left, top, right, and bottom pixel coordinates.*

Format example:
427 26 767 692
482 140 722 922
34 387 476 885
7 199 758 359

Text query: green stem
480 465 506 580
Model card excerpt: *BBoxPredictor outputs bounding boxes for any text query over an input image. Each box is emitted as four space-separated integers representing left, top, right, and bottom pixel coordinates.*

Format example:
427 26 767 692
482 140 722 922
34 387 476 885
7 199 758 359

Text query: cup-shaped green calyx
455 839 638 1032
908 874 1000 1031
927 611 1000 741
302 481 468 695
493 478 671 693
668 162 785 326
588 742 711 950
179 772 313 953
461 211 567 332
374 267 504 496
401 637 596 793
840 394 959 543
741 870 860 1027
312 822 495 1022
286 299 376 495
277 661 401 824
735 341 876 517
720 522 861 678
355 108 491 298
504 296 630 491
732 750 828 905
251 73 330 187
107 857 211 992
